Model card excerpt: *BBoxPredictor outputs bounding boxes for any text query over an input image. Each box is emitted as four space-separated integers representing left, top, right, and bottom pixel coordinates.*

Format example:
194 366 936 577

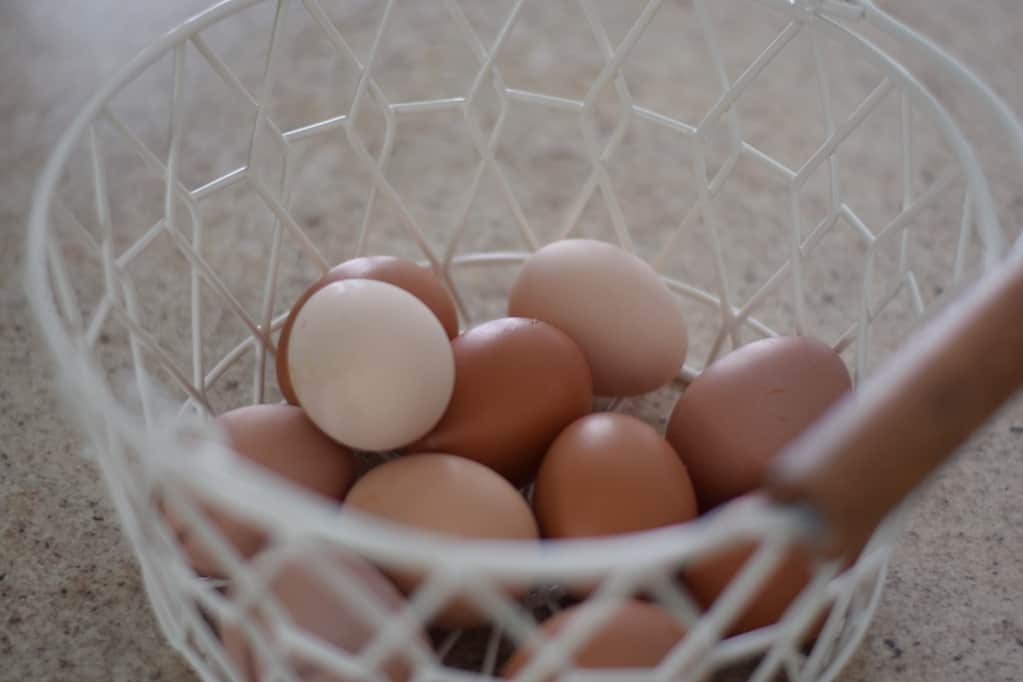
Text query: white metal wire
24 0 1023 680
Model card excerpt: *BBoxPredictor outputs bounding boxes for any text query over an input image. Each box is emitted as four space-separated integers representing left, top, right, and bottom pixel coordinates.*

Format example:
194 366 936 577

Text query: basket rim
23 0 1023 569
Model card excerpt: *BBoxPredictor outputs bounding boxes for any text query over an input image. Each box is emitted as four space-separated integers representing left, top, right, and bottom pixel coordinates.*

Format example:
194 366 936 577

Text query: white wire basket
25 1 1023 680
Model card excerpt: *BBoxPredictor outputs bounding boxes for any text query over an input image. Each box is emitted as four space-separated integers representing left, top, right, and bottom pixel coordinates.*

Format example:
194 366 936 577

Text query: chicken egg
344 453 539 628
287 279 455 451
164 404 357 577
502 600 689 680
508 239 687 396
221 545 427 681
407 317 593 486
533 413 698 539
666 336 852 511
277 256 459 404
681 498 829 638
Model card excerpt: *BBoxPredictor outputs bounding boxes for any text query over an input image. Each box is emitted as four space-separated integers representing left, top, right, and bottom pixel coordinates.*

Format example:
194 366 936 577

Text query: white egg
287 278 455 451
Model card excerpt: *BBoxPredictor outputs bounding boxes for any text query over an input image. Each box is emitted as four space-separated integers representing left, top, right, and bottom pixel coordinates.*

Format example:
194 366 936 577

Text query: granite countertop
2 1 1022 680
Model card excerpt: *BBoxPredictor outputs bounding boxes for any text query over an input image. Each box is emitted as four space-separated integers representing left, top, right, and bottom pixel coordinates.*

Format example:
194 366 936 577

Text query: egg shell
682 523 827 639
666 336 852 512
533 413 698 539
221 546 426 681
277 256 459 404
287 279 455 451
682 542 820 638
407 317 593 486
508 239 688 397
501 600 690 680
344 454 539 628
165 404 357 577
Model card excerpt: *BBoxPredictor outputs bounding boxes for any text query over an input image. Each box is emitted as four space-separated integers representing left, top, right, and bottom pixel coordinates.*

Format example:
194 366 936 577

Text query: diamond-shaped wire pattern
25 0 1023 680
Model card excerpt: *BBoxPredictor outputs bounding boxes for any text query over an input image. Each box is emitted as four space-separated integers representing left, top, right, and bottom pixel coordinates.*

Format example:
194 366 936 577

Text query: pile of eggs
168 239 852 680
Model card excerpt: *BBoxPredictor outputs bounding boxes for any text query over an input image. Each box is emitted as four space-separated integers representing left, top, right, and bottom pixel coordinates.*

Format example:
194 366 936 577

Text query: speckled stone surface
2 2 1022 681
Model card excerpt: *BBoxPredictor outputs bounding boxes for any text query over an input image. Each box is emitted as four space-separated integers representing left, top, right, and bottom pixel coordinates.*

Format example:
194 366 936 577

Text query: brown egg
345 454 539 629
666 336 852 512
406 318 593 486
277 256 459 404
502 600 688 680
533 413 698 539
508 239 688 397
222 546 427 681
682 541 821 638
681 498 829 639
165 404 357 577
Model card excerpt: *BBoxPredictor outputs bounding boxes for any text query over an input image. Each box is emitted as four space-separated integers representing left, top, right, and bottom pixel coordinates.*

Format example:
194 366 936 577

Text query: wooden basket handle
766 250 1023 559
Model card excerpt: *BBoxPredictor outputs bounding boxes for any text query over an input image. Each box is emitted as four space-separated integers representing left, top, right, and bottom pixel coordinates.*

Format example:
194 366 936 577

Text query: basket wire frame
24 0 1023 680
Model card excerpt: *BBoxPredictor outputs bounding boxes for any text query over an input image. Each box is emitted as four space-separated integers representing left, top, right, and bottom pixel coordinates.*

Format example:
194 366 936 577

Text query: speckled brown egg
407 317 593 486
502 600 689 680
344 454 539 629
533 413 698 539
508 239 688 397
165 404 357 577
666 336 852 512
221 545 427 681
277 256 459 404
